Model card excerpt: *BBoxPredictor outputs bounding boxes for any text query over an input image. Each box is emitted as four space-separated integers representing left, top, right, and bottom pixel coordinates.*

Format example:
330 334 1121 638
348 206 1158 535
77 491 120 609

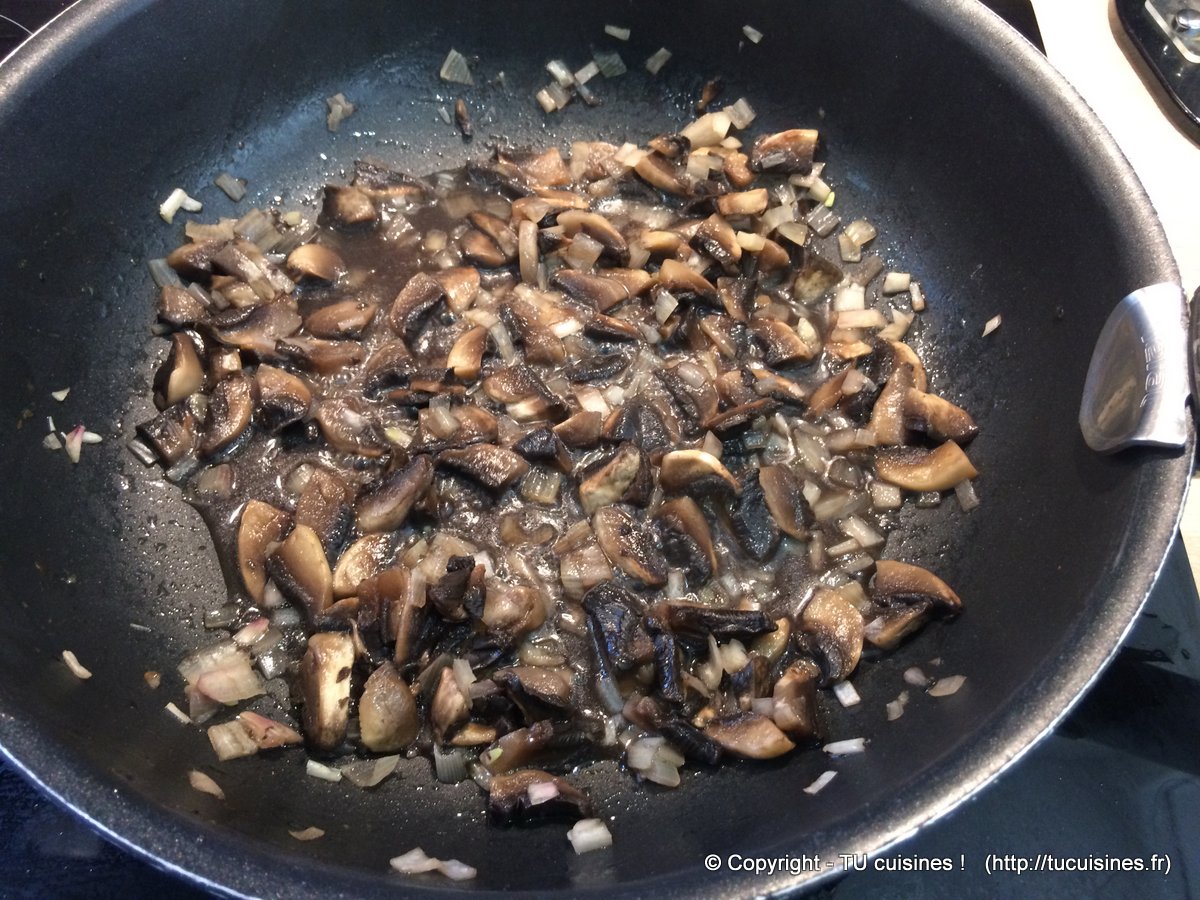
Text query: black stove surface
2 2 1198 897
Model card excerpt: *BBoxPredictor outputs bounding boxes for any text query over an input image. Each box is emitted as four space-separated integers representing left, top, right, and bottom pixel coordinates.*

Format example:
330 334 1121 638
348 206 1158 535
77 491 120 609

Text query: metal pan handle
1079 282 1192 453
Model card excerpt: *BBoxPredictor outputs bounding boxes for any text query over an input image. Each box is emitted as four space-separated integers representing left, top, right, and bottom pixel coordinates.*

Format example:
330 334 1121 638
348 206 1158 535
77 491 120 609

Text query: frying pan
0 0 1192 895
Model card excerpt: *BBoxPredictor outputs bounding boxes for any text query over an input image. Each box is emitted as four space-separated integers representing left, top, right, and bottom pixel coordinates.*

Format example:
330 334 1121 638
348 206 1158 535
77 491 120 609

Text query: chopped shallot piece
64 426 85 463
165 702 192 725
982 314 1002 336
51 388 70 402
743 24 764 43
188 770 224 800
159 187 202 224
803 770 838 795
568 818 614 854
823 738 867 756
928 675 967 697
289 827 326 841
390 847 477 881
903 667 929 687
62 650 91 680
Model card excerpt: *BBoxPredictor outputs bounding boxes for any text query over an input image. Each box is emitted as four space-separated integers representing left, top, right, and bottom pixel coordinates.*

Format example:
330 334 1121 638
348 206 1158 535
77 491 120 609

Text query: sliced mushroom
806 368 851 419
750 318 818 367
716 188 769 218
236 500 290 602
488 769 593 824
430 665 470 741
722 151 754 188
749 129 819 174
726 469 781 561
355 455 435 532
863 601 932 650
137 403 197 465
286 243 345 282
559 539 614 601
304 299 377 338
771 659 821 741
658 364 720 434
210 302 303 357
869 362 915 446
889 340 928 392
578 443 642 514
438 444 529 490
582 583 655 671
321 185 377 227
692 214 742 272
703 712 795 759
655 497 718 587
555 210 630 265
657 258 718 306
874 441 978 492
592 506 668 587
903 389 979 443
658 449 740 498
554 410 604 448
333 534 392 598
427 555 483 621
154 333 205 409
583 315 641 345
481 365 565 422
758 465 812 539
551 269 630 312
294 467 352 554
511 427 570 468
872 559 962 613
207 346 242 383
157 284 209 328
602 400 670 460
313 399 389 457
388 272 445 345
254 364 312 432
350 158 429 201
359 662 419 752
266 524 333 620
275 336 364 375
492 666 572 711
433 266 481 313
482 582 546 644
460 228 509 268
468 210 519 259
658 602 776 641
299 631 355 751
634 153 690 196
199 373 256 458
503 293 565 364
798 587 864 683
447 326 487 380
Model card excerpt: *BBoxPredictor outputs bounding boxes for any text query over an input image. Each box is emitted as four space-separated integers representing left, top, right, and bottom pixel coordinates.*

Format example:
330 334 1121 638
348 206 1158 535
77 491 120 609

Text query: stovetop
2 2 1198 897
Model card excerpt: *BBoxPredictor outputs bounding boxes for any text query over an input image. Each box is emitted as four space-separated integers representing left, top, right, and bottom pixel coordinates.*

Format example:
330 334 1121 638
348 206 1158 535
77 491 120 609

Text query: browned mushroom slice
592 506 668 587
482 583 547 644
430 666 470 741
715 188 769 218
200 373 255 458
726 470 781 561
703 712 795 759
449 404 499 444
157 284 209 328
717 276 754 322
450 723 498 748
869 362 915 446
583 314 641 343
554 410 604 448
361 340 415 396
468 210 519 259
211 301 302 356
863 601 933 650
236 500 290 602
252 364 310 433
433 266 481 313
304 299 377 339
275 336 364 375
388 272 445 345
750 318 818 367
360 567 426 666
640 230 685 256
299 631 355 752
511 427 570 468
578 443 642 514
798 587 864 683
657 258 718 305
692 214 742 272
601 267 654 297
488 769 593 824
771 659 821 741
655 497 718 586
359 662 419 752
559 540 613 601
556 210 629 265
207 347 241 384
756 238 792 274
209 241 285 302
903 389 978 443
657 602 776 640
154 333 205 409
439 444 529 490
460 228 509 268
355 455 435 532
494 666 571 712
807 368 851 418
658 364 720 435
313 399 389 457
504 293 565 364
332 534 392 598
321 185 377 227
634 152 690 196
551 269 629 312
350 158 429 201
722 151 754 188
295 467 352 553
658 449 740 498
749 128 820 174
874 441 978 492
447 326 488 381
602 400 671 460
286 243 345 282
136 404 197 466
872 559 963 613
793 254 843 302
758 465 813 539
267 524 332 619
890 340 928 393
481 365 564 422
752 370 810 405
166 240 224 282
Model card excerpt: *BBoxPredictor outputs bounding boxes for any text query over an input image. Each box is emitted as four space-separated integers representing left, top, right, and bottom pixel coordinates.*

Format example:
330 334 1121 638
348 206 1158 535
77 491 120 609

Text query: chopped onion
452 657 476 701
604 24 631 40
832 282 866 312
208 720 259 761
545 59 574 87
165 702 192 725
159 187 202 224
574 61 600 84
803 770 838 795
188 770 224 800
806 176 832 203
719 638 749 674
869 481 903 510
805 203 840 237
758 203 795 235
644 48 672 75
654 290 679 324
886 699 906 721
568 818 614 854
954 478 981 512
680 111 732 148
724 97 757 129
390 847 477 881
325 93 355 132
735 231 766 252
50 387 70 402
434 744 469 783
666 569 686 599
842 515 885 549
928 675 967 697
686 152 725 180
488 321 517 363
63 425 84 463
836 308 886 330
823 737 867 756
62 650 92 680
563 232 604 270
439 49 473 85
147 257 182 288
877 309 915 341
42 433 62 451
910 281 926 312
594 50 627 78
843 218 877 247
832 680 861 708
232 617 270 647
342 755 401 788
882 271 911 295
527 780 561 806
438 859 478 882
775 220 809 246
289 827 325 841
903 666 929 687
982 314 1002 336
306 759 343 782
214 172 247 202
742 24 764 43
838 232 862 263
82 430 103 444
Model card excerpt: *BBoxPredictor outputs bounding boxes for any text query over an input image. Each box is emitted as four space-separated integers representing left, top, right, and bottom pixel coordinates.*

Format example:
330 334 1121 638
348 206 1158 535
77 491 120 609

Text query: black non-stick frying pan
0 0 1192 896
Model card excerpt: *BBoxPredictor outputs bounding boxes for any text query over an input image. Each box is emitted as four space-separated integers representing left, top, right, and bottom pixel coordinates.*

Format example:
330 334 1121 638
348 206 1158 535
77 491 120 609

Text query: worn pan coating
0 0 1190 895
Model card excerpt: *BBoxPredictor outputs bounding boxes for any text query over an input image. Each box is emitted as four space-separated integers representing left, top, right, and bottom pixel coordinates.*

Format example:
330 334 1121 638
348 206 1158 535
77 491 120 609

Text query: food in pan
135 104 978 840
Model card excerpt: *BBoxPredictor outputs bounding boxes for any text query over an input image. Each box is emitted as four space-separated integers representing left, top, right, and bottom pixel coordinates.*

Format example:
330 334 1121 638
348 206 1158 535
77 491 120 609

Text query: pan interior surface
0 0 1188 896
